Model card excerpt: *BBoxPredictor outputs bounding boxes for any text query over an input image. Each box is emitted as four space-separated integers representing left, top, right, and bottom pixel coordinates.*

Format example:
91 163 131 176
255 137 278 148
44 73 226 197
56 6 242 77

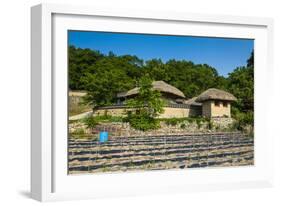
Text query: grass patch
72 128 85 135
94 115 124 123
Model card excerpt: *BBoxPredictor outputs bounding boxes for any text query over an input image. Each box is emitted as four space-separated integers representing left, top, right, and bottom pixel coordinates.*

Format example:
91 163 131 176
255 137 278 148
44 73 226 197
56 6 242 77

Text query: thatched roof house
196 88 237 102
117 81 186 99
195 88 237 118
93 83 237 119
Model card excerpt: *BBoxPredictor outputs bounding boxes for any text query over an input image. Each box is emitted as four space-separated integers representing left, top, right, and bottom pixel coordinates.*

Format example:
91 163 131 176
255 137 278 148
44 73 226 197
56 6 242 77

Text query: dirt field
68 132 254 174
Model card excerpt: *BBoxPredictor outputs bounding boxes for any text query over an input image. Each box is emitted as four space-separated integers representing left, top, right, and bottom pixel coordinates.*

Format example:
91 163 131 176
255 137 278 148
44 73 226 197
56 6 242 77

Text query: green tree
247 51 254 67
81 56 137 106
68 45 229 101
68 46 104 90
228 66 254 112
125 76 165 131
127 75 165 117
227 51 254 130
143 59 169 81
164 60 219 98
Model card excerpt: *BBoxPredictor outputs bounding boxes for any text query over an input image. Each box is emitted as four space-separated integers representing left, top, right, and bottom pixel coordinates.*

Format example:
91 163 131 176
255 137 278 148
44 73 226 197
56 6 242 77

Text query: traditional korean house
116 81 186 105
93 81 236 119
195 88 237 118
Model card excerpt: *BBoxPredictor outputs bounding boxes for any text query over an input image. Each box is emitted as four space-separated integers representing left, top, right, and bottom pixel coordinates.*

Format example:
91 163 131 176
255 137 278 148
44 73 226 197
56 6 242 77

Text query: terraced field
68 132 254 174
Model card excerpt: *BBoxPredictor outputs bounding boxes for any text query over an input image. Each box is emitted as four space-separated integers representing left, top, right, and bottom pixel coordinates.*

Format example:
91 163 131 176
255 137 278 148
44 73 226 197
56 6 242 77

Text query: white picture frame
31 3 274 202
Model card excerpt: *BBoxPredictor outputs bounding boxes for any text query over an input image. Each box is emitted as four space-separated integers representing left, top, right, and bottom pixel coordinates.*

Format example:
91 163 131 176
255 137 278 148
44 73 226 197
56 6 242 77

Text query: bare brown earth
68 132 254 174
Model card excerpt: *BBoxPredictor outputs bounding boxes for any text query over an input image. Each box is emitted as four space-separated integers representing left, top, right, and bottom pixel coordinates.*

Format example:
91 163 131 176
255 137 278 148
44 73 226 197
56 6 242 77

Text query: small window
223 102 228 107
214 101 220 107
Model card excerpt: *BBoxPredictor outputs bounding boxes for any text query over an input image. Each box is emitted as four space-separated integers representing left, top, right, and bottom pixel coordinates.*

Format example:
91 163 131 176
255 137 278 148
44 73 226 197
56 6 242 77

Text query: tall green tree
125 76 165 131
143 59 169 81
164 60 219 98
227 51 254 113
68 46 104 90
81 57 136 106
126 76 165 118
227 51 254 128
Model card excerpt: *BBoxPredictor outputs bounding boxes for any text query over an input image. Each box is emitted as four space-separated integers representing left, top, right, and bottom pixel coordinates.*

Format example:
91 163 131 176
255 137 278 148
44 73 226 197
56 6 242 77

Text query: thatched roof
184 97 202 106
117 81 186 98
196 88 237 102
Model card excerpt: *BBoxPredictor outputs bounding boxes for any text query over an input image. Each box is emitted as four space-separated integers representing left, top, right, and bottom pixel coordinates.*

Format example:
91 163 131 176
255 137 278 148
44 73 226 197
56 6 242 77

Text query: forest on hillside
68 45 254 126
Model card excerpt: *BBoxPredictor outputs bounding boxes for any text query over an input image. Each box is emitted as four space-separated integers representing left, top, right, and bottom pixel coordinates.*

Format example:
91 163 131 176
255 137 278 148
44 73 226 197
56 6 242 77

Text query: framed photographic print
31 3 274 201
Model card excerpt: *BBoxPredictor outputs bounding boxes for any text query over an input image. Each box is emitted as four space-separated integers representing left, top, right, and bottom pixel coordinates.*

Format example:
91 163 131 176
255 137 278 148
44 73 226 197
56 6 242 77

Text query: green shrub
207 120 214 130
127 113 160 131
232 111 254 131
230 121 240 131
239 111 254 126
186 118 194 123
98 115 123 122
180 123 186 129
164 118 179 126
196 119 202 128
83 116 99 132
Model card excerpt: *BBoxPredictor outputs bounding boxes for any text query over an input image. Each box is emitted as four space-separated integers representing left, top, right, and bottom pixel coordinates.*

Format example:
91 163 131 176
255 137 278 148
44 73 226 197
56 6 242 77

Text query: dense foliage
125 76 164 131
69 45 254 129
69 46 228 104
83 116 99 133
228 51 254 128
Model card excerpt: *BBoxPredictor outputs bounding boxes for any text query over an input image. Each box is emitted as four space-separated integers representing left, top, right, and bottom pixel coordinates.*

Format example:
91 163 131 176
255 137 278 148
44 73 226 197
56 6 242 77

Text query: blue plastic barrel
99 131 108 143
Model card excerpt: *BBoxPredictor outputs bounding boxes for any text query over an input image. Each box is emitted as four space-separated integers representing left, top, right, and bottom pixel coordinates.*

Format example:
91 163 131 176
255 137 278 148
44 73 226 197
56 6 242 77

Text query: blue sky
68 31 254 77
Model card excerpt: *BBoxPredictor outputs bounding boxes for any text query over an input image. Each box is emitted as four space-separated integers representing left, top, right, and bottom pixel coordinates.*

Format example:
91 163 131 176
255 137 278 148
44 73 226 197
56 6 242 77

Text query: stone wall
93 105 202 118
93 107 128 117
69 117 237 138
211 117 234 129
69 120 211 138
